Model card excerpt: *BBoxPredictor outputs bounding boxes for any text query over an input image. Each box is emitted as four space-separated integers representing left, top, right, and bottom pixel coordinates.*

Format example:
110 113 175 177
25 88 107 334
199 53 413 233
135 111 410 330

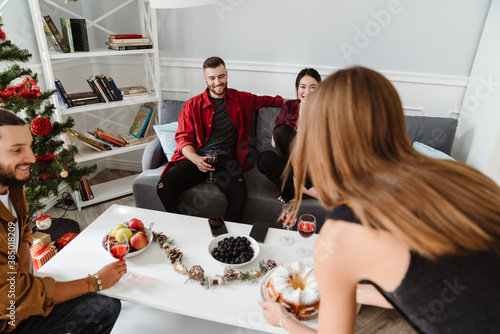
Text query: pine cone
157 234 167 247
223 266 237 280
169 248 183 264
189 265 205 281
266 259 277 270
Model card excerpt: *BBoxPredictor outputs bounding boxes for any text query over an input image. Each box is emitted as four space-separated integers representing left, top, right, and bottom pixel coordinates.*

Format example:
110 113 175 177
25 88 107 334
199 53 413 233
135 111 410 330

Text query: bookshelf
28 0 162 210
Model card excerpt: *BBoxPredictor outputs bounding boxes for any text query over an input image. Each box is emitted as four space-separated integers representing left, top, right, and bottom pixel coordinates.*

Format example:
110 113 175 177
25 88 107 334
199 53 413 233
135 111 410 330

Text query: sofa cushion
413 141 455 160
405 116 458 155
154 122 178 160
255 107 280 155
161 100 185 124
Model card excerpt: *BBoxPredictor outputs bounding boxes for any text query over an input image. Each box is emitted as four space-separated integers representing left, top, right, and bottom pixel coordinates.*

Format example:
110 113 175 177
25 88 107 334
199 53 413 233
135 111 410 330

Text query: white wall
1 0 497 176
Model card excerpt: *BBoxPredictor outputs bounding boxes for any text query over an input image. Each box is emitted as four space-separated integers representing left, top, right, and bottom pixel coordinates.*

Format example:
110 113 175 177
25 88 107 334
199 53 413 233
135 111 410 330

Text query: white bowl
102 227 153 258
208 233 260 268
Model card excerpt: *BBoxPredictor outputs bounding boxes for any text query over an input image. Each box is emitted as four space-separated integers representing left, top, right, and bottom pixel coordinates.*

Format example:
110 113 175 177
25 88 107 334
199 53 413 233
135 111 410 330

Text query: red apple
128 218 144 230
130 232 148 250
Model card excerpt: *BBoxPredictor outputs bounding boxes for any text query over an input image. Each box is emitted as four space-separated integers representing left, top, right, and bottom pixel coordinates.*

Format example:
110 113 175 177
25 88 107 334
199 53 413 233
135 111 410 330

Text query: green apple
115 228 133 243
110 223 126 236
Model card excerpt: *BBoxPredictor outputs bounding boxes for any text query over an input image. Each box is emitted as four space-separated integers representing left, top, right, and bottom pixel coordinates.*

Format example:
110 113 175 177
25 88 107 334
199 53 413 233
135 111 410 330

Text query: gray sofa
132 100 458 230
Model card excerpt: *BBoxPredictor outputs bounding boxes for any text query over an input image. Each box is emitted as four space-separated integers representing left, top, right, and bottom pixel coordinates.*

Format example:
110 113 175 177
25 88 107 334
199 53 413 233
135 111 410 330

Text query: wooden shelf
76 174 139 209
74 143 152 163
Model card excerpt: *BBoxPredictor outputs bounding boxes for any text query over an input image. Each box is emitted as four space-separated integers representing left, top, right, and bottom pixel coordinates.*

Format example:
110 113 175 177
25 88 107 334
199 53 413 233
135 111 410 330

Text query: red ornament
0 77 41 103
30 117 52 136
0 28 6 41
35 153 57 169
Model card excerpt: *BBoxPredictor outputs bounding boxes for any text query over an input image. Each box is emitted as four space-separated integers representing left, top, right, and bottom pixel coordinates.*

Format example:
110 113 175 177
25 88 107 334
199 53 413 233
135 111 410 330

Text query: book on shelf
87 77 109 102
108 37 150 44
108 44 153 51
42 15 70 53
110 34 143 39
129 102 156 138
94 75 113 102
96 74 118 101
66 129 111 151
106 77 123 100
79 178 88 201
119 132 156 147
143 101 157 138
83 177 94 200
42 19 63 52
119 85 147 98
54 79 73 108
71 98 101 106
86 131 120 147
67 91 98 101
106 41 153 48
85 77 106 103
93 128 126 147
59 18 74 53
70 18 89 52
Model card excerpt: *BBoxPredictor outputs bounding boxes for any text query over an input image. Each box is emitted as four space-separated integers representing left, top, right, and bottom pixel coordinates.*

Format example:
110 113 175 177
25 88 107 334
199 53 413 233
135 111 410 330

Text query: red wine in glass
205 151 218 183
297 214 316 257
298 221 316 238
110 244 129 260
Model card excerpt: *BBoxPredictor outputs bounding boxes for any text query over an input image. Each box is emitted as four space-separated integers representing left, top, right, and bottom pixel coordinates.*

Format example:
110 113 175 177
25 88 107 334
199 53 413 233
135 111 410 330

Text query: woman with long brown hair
259 66 500 333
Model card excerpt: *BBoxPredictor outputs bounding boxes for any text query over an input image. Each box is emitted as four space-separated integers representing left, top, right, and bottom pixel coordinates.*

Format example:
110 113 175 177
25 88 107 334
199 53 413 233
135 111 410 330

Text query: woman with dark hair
258 68 321 202
259 67 500 333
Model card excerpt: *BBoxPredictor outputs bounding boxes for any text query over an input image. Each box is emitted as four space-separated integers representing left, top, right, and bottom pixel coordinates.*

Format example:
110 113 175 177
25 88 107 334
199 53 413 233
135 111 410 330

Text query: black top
326 205 500 334
198 96 238 158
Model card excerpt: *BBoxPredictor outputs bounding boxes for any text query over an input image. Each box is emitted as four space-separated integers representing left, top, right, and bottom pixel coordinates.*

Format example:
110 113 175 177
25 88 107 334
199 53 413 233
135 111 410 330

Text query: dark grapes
212 236 254 264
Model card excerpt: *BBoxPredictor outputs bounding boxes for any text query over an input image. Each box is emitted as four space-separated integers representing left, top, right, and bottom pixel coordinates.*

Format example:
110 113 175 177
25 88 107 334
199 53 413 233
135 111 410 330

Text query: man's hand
181 145 215 173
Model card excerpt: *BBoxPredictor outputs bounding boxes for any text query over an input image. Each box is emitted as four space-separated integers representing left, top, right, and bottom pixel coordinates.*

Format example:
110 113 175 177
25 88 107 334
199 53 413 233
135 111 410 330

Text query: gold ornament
60 170 69 178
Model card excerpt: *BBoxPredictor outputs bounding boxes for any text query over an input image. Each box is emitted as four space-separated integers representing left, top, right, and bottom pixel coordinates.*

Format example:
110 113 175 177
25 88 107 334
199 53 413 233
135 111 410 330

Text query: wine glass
205 150 218 183
279 203 297 245
296 214 316 257
107 234 132 279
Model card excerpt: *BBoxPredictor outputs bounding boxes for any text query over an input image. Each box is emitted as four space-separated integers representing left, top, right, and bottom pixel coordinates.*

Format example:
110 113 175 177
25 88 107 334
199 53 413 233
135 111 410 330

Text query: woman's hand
258 301 288 327
95 260 127 289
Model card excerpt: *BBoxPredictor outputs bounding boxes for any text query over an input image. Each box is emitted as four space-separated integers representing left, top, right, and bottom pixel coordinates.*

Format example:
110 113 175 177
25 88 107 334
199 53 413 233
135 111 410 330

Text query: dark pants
11 293 121 334
157 155 247 222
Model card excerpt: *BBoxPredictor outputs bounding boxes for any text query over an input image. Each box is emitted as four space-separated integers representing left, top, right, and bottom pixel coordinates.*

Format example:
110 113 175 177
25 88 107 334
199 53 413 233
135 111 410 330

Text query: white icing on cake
268 262 320 306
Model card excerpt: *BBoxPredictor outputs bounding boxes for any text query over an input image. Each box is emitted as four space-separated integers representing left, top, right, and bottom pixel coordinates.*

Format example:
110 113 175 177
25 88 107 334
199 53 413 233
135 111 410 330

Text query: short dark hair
0 108 26 138
203 56 226 71
295 68 322 91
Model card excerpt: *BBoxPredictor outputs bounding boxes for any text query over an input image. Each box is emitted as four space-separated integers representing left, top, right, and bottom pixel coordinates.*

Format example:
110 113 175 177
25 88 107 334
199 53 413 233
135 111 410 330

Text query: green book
70 18 89 52
60 18 74 53
129 103 156 138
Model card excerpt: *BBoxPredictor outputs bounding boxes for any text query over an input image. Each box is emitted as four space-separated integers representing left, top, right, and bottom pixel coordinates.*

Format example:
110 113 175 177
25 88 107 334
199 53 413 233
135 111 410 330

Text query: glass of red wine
296 214 316 257
205 150 218 183
107 234 131 279
279 203 297 245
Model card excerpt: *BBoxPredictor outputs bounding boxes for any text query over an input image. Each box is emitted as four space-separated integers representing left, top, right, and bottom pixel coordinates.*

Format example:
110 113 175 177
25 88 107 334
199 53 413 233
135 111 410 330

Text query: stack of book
54 75 123 108
119 85 148 99
79 177 94 202
86 75 123 103
106 34 153 51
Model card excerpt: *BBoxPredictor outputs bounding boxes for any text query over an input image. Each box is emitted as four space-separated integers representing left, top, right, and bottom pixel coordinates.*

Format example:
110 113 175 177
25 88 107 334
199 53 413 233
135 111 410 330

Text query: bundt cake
264 262 320 320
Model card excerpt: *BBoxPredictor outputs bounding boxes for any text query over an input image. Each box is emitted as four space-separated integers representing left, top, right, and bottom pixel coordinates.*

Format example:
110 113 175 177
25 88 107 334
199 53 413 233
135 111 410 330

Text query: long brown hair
290 66 500 259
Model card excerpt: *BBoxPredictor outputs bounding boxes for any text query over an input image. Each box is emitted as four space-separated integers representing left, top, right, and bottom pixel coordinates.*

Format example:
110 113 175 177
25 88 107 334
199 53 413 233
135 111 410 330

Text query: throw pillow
413 141 455 160
154 122 178 160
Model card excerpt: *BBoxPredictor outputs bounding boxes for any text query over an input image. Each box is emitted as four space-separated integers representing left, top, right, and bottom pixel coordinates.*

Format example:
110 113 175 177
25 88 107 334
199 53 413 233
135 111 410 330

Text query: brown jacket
0 186 55 323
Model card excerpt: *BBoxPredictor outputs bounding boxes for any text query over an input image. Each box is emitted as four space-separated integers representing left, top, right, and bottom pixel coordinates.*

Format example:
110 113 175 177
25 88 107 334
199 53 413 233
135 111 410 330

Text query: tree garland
153 232 277 289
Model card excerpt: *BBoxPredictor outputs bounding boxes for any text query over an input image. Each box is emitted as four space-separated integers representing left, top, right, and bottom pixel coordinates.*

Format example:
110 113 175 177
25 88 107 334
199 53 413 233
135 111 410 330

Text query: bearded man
157 56 283 222
0 108 124 333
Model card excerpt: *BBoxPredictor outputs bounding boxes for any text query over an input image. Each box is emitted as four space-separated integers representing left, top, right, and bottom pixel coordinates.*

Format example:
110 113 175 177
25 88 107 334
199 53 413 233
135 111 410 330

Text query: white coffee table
36 204 319 333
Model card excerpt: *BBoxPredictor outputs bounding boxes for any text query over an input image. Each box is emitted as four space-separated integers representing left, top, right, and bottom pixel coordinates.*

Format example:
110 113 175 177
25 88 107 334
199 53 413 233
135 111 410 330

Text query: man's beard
0 165 31 188
208 83 227 97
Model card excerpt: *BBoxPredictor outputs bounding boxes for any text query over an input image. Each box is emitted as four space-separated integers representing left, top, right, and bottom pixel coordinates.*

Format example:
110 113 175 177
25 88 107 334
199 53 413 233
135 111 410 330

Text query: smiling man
157 56 284 222
0 108 124 333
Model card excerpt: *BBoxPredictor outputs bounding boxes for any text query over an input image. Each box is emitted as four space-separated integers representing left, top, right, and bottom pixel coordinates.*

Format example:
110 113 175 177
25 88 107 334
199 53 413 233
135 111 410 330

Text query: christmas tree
0 18 96 218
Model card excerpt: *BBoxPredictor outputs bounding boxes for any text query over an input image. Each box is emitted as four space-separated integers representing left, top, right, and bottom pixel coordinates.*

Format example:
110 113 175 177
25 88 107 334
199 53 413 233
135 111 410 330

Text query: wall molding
159 57 469 88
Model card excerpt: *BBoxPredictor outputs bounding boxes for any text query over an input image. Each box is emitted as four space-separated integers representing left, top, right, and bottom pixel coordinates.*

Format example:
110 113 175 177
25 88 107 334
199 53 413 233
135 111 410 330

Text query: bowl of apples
102 218 153 258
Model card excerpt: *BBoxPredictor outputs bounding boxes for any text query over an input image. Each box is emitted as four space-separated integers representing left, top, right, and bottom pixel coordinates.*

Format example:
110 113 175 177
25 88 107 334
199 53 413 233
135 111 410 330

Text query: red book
94 128 126 146
110 34 142 39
